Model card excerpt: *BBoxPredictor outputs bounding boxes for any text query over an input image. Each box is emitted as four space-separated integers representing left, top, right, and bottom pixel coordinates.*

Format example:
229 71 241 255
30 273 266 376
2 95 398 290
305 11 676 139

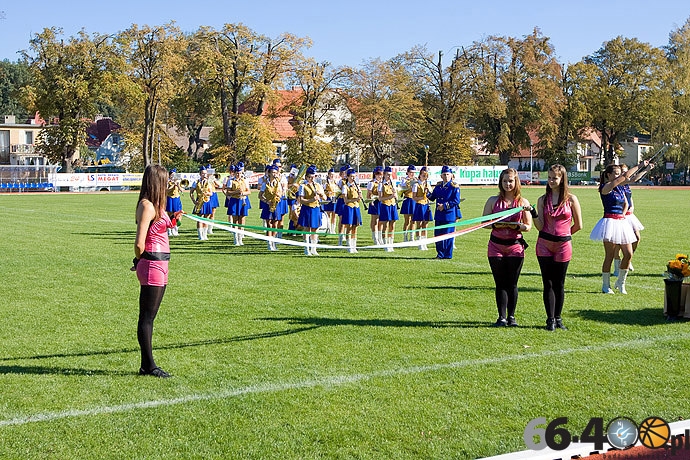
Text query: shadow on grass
573 307 670 326
0 365 131 376
258 316 545 330
0 326 319 363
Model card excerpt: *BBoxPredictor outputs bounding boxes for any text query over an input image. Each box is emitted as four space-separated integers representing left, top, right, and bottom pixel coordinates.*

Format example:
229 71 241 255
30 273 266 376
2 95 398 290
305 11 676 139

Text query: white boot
304 235 311 255
173 226 179 236
352 238 358 253
311 236 319 256
268 240 273 251
338 234 344 246
613 259 620 277
371 231 377 245
347 237 355 254
386 237 394 252
376 231 384 245
197 228 203 240
403 232 409 242
207 225 213 235
614 269 629 294
234 232 240 246
168 228 173 236
602 273 614 294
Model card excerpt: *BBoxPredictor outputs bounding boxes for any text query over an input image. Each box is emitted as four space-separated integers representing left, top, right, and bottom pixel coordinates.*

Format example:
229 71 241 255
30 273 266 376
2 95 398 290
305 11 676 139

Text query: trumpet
180 179 190 189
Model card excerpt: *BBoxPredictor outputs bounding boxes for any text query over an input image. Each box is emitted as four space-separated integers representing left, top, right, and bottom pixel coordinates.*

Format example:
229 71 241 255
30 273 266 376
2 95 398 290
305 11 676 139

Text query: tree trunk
220 84 231 146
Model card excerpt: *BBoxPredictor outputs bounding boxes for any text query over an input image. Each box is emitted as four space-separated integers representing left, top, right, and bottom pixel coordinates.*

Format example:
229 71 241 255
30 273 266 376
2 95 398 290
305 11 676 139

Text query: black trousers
488 257 524 319
138 285 166 372
537 257 569 320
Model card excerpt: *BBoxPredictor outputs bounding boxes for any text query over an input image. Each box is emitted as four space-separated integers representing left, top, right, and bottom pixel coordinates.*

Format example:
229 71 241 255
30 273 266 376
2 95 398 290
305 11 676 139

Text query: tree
342 58 423 167
0 60 31 120
117 23 185 167
469 29 564 165
21 27 118 172
404 46 473 166
284 58 349 168
658 18 690 179
571 36 667 166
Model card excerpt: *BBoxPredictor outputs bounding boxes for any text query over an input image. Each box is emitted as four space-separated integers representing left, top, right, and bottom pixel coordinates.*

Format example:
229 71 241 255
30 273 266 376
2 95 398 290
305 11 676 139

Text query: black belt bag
141 251 171 261
490 234 529 249
538 231 572 242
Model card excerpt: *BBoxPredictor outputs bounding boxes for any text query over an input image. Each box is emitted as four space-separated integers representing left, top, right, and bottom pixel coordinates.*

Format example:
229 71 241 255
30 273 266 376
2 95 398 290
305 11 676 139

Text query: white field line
1 332 688 428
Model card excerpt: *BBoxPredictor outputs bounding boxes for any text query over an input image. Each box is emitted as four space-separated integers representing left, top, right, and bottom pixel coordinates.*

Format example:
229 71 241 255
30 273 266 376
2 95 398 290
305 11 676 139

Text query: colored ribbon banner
183 206 524 251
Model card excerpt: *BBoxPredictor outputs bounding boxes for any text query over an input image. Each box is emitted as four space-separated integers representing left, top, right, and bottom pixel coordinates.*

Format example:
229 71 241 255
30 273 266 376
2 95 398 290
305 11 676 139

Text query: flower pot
664 279 683 319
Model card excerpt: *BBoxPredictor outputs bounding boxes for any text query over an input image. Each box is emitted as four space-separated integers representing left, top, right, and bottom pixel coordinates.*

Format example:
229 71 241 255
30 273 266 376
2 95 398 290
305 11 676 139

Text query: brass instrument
265 179 282 212
180 179 190 189
286 165 307 199
192 179 213 214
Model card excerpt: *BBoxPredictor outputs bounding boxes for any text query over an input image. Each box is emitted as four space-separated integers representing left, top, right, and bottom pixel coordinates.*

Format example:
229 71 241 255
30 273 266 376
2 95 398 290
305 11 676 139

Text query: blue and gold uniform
428 166 461 259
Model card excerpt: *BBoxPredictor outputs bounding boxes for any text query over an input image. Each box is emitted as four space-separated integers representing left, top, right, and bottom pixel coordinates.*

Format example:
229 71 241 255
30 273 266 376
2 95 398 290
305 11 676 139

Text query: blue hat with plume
441 165 453 174
306 165 317 175
407 164 416 172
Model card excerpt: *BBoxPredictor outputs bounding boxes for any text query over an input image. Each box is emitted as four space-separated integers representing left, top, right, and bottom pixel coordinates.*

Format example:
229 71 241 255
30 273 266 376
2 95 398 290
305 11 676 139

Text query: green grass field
0 186 689 459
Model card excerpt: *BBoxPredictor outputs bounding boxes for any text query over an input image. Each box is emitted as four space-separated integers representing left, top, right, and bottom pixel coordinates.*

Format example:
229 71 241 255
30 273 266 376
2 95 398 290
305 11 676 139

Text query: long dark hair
137 165 168 222
546 164 570 208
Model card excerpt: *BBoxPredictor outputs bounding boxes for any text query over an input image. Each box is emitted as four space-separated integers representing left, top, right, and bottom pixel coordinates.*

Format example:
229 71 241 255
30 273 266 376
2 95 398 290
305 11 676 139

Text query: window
24 131 34 145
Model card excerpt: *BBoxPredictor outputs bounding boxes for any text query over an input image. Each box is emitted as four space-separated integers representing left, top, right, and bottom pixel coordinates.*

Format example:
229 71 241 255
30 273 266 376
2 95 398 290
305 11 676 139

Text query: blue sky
1 0 688 66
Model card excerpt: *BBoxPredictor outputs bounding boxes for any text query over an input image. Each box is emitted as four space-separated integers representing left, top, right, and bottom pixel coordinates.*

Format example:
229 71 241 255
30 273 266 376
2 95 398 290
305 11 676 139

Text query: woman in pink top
534 165 582 331
482 168 533 327
133 165 176 378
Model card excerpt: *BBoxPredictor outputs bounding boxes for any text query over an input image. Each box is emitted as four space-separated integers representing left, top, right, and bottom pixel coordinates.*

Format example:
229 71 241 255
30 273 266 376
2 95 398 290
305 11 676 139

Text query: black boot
555 318 567 330
546 318 555 331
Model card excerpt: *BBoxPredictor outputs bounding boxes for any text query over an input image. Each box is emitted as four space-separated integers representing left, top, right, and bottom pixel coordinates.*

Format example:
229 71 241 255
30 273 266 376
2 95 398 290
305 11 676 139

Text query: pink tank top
491 198 522 240
144 211 172 254
541 193 572 237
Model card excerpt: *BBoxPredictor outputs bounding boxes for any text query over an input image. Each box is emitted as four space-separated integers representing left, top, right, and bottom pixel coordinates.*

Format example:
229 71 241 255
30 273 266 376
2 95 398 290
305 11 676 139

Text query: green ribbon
185 206 524 236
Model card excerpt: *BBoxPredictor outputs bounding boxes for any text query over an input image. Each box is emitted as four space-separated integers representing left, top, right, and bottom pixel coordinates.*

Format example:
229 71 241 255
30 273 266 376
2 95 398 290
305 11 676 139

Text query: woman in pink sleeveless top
534 165 582 331
133 165 177 378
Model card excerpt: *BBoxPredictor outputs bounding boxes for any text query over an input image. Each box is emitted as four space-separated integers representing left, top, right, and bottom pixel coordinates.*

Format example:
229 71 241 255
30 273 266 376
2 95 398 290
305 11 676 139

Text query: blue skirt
261 207 284 221
276 197 288 216
166 196 182 213
378 203 398 222
227 197 250 216
224 196 231 208
367 200 379 215
335 197 345 216
400 198 416 215
322 200 336 212
195 200 214 216
341 206 362 226
298 206 322 228
209 192 220 208
413 203 433 222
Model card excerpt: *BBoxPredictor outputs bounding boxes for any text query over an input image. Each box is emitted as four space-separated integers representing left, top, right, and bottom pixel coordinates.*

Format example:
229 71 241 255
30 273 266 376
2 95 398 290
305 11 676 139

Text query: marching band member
257 164 271 228
273 158 289 241
428 165 461 259
322 168 340 234
377 166 398 252
367 166 383 245
411 166 433 250
259 164 285 251
298 165 327 255
482 168 532 327
399 165 418 242
189 166 214 240
286 164 300 232
335 165 350 245
166 168 183 236
222 165 236 212
224 165 250 246
206 165 222 234
234 163 251 245
341 168 363 253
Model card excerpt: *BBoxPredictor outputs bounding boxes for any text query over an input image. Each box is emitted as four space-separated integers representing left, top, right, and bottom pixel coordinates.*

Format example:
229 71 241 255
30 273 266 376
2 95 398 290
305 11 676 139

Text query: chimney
3 115 16 124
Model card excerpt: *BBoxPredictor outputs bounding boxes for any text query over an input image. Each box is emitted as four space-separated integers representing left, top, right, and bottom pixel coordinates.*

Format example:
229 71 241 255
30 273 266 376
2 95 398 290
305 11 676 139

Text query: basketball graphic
638 416 670 449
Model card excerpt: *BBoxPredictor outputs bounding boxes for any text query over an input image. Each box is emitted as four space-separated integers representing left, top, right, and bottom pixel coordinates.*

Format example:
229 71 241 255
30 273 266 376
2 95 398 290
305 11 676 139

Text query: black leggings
537 257 569 319
488 257 524 319
138 285 166 372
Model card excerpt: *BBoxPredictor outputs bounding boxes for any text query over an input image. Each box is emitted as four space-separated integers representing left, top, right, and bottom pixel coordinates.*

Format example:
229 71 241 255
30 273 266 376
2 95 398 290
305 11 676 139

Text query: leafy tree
208 113 275 168
570 36 667 165
469 29 564 165
404 46 473 166
0 60 31 120
284 58 349 167
20 27 118 172
117 23 185 167
658 18 690 179
342 58 423 167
